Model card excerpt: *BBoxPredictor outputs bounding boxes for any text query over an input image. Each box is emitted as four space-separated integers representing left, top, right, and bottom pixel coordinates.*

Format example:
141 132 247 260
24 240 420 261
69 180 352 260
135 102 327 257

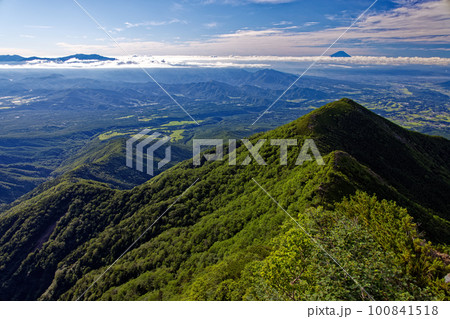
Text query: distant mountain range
0 54 116 63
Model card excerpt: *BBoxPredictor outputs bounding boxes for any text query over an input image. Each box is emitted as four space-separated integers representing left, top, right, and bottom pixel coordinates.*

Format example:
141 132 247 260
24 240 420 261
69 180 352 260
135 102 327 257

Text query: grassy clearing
401 88 413 95
170 129 185 141
162 120 203 126
98 131 131 141
115 115 135 120
138 115 169 122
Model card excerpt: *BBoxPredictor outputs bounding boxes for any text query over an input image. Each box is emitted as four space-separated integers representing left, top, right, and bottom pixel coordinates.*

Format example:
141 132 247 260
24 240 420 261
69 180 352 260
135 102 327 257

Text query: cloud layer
1 55 449 69
49 0 450 57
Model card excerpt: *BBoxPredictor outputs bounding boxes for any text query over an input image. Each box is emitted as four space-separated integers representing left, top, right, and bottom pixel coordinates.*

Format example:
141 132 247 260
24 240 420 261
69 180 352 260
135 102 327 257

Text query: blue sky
0 0 449 57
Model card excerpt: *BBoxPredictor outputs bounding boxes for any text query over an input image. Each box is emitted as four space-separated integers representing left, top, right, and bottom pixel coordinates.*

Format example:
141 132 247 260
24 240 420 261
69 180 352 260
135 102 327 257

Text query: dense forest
0 99 449 300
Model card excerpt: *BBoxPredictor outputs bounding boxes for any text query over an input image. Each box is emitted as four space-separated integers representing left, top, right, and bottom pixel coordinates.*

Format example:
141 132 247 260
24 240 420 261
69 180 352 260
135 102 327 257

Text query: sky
0 0 449 58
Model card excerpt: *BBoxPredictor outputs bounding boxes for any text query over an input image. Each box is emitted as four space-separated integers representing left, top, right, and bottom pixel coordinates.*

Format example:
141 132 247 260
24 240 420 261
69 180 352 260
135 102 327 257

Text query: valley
0 67 449 206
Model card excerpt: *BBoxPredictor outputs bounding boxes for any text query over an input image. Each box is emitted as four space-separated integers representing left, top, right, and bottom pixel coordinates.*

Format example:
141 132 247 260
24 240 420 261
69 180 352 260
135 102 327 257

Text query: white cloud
346 0 450 44
217 29 283 38
1 55 448 69
124 19 185 28
273 21 293 26
204 22 218 28
302 22 318 27
163 55 450 67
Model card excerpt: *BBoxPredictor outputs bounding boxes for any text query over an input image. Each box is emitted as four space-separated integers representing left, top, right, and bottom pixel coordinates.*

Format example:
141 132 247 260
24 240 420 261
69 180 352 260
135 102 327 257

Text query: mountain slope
288 98 450 240
0 99 448 301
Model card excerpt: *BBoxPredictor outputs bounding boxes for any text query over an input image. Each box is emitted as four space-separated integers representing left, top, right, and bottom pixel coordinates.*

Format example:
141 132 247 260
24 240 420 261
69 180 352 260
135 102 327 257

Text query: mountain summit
331 51 351 57
0 99 448 301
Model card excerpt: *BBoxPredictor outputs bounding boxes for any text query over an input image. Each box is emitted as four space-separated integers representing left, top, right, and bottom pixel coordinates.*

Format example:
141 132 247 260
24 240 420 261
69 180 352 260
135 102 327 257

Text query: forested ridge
0 98 449 300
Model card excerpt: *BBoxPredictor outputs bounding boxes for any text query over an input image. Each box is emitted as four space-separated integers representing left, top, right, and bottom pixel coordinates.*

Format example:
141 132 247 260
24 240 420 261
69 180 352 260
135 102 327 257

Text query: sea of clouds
0 55 449 69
